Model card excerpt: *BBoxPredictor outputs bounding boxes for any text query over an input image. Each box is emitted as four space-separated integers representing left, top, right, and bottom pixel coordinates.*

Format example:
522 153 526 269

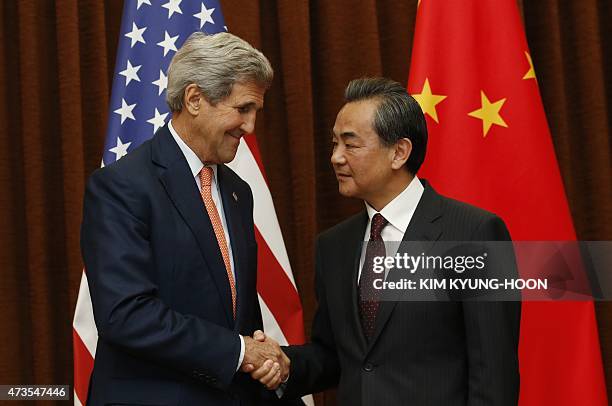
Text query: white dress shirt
168 120 245 371
358 176 425 283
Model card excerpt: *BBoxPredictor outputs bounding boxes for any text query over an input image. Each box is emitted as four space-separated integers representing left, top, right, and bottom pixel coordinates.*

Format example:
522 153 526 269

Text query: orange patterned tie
199 167 237 318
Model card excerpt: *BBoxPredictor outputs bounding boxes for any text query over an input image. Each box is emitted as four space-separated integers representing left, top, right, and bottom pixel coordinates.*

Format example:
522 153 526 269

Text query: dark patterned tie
358 213 388 341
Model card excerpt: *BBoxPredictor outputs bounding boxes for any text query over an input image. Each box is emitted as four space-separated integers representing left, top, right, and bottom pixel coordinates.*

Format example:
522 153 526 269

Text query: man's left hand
242 330 289 390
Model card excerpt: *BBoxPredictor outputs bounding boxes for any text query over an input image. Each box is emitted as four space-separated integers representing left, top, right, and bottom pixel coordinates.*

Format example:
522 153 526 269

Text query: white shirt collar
365 175 424 233
168 119 217 181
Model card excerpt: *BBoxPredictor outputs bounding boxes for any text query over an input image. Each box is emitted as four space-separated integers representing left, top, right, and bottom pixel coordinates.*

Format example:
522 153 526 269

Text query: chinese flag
407 1 607 405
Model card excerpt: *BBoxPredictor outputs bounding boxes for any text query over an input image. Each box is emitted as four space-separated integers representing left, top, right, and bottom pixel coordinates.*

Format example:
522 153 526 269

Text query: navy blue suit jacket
81 125 271 405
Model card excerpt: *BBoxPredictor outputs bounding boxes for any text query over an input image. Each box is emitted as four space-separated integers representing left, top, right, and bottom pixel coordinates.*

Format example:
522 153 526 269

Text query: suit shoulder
436 192 510 240
84 140 156 209
108 139 153 172
89 140 153 183
438 193 500 223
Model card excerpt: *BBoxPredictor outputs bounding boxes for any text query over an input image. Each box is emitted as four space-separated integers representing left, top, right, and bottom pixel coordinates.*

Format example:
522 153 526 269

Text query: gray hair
344 77 428 174
166 32 273 111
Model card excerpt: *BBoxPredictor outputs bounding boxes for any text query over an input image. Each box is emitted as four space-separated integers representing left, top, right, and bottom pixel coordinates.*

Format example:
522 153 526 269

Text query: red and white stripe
73 138 312 405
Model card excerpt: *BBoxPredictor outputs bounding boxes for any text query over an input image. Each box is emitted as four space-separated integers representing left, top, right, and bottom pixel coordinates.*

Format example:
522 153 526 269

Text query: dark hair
344 77 428 174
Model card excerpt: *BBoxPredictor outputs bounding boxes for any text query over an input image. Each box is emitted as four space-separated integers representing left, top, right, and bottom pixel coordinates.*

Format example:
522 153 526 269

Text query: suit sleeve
282 238 341 398
463 215 521 406
81 168 241 390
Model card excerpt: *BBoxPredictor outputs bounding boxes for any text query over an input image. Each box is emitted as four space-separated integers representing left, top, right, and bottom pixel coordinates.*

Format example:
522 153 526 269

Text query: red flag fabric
407 1 607 404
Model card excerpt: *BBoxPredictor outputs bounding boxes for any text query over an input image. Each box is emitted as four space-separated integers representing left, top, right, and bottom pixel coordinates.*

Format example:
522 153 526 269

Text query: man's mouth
227 132 244 140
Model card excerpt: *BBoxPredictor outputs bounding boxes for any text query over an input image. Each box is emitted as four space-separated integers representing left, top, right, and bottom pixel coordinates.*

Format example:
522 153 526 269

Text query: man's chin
220 147 240 163
337 184 357 198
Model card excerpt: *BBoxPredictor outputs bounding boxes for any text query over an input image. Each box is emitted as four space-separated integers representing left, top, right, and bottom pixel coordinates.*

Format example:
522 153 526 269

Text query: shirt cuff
236 335 245 372
275 383 285 398
275 372 289 398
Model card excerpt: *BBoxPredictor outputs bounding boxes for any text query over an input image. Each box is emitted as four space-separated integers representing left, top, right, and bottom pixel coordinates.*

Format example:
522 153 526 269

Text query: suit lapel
366 181 443 353
217 165 248 330
152 127 234 326
345 212 370 352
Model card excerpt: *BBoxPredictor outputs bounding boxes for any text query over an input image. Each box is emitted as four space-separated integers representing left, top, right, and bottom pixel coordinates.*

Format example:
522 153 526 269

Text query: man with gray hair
81 31 290 405
249 77 521 405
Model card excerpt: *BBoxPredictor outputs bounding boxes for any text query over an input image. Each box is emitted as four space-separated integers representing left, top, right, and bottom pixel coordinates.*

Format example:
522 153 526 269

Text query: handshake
240 330 290 390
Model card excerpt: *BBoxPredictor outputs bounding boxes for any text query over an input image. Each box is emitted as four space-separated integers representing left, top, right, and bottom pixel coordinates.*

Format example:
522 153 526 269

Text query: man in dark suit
250 77 521 405
81 32 289 405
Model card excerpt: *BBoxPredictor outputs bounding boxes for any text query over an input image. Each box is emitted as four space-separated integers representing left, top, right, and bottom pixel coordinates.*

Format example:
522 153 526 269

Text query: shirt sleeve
236 335 245 372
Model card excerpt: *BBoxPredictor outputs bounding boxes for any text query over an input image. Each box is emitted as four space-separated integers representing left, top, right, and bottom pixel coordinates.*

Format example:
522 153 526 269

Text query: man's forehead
334 100 377 134
229 82 266 104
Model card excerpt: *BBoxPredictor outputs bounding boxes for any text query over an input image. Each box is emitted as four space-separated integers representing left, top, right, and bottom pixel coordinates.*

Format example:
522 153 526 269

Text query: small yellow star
523 51 536 80
468 91 508 137
412 78 447 123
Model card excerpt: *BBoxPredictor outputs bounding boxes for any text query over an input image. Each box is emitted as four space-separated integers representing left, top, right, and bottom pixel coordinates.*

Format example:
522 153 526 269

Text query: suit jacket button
363 363 374 372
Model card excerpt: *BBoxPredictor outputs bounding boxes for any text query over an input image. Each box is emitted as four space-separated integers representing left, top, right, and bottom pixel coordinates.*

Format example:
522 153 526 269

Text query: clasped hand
240 330 289 390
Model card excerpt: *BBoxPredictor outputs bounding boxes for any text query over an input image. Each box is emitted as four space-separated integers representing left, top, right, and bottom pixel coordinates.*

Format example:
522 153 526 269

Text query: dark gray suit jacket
283 181 521 405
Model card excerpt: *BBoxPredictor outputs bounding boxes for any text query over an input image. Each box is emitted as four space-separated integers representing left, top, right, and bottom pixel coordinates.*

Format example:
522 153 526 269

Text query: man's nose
331 145 346 165
240 112 256 134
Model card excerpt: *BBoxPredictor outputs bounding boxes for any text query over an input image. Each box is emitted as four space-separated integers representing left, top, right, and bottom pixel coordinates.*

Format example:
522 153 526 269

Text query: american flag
72 1 309 404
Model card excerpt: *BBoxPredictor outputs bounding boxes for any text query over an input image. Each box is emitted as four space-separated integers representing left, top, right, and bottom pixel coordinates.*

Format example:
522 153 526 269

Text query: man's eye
237 106 250 113
345 144 355 149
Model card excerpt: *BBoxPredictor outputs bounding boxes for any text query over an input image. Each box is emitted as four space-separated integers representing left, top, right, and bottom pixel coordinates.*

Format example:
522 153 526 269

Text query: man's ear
391 138 412 170
183 84 203 116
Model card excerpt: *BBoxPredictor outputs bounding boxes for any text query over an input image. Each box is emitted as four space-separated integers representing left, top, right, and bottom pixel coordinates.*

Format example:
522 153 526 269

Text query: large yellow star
468 91 508 137
523 51 536 80
412 78 447 123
